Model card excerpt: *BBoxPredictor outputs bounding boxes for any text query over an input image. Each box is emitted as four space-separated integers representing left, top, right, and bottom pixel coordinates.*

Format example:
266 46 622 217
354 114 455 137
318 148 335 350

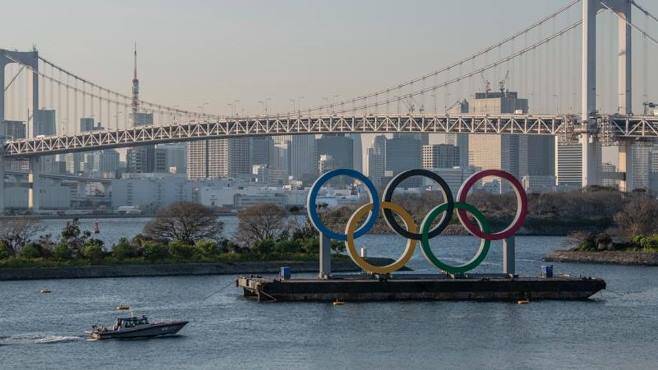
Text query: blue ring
307 169 380 241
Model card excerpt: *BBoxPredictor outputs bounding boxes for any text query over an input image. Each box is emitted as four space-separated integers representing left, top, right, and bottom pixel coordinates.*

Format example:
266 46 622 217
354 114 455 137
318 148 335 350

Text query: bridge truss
3 113 658 158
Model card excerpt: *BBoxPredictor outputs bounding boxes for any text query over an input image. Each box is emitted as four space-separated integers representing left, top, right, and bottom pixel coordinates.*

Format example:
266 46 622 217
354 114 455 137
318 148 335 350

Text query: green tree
143 242 169 261
112 238 138 260
168 240 195 259
53 243 73 260
195 239 219 258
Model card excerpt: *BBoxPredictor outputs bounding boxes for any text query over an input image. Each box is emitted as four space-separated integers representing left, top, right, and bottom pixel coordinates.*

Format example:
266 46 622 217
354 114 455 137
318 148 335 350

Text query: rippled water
2 221 658 369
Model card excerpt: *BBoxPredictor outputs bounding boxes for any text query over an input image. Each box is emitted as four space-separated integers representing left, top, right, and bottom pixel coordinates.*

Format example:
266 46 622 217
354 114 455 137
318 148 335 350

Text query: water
1 224 658 369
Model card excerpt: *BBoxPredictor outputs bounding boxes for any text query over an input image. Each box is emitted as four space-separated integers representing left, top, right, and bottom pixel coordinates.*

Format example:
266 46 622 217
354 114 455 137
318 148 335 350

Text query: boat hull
91 321 188 340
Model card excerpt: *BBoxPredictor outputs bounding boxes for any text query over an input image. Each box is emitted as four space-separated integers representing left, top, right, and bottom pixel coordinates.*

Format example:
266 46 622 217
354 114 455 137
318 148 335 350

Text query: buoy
517 299 529 305
332 298 345 306
40 288 51 294
115 304 130 311
93 221 100 234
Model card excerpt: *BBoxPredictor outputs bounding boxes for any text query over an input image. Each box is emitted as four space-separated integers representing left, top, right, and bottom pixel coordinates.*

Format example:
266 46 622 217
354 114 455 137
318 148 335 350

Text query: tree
143 202 223 244
235 203 288 246
613 195 658 238
0 218 43 255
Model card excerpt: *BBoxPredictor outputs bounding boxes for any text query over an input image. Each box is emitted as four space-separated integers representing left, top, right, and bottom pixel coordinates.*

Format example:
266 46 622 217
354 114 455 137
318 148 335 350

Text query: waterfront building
110 174 195 211
602 162 620 188
351 134 363 172
250 136 273 167
624 142 652 191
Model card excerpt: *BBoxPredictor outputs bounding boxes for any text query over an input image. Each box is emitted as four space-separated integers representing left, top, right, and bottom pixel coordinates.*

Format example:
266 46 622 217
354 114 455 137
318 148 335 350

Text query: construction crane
480 73 491 97
498 70 510 95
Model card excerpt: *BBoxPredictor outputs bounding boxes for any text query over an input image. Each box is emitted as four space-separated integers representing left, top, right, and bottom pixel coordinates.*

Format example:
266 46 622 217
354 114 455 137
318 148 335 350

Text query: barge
236 274 606 302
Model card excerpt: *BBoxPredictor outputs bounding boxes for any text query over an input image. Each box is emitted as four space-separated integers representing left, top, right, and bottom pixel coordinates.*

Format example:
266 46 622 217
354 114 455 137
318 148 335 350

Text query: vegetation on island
0 202 344 269
570 192 658 253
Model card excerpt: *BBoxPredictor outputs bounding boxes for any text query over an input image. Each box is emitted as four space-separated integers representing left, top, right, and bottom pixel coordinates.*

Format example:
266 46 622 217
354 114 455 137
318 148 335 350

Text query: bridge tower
0 49 40 214
581 0 634 188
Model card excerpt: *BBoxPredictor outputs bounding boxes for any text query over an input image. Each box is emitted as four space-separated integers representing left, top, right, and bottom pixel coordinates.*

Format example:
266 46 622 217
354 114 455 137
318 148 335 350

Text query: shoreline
545 250 658 266
0 257 397 281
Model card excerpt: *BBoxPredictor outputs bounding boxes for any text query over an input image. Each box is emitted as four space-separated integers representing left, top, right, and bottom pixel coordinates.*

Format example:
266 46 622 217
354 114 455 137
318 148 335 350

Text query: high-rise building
468 91 526 179
367 135 386 189
251 137 273 166
187 138 251 179
386 134 422 186
555 137 582 189
317 134 353 170
351 134 363 172
158 143 187 174
519 136 555 177
288 135 317 184
35 109 56 135
80 117 95 132
422 144 459 169
127 146 156 174
625 142 652 191
2 120 26 139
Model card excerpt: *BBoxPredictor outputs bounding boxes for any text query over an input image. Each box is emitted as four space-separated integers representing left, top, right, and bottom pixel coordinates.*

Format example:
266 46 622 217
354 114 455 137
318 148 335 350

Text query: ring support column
319 232 331 279
503 237 515 276
28 157 41 213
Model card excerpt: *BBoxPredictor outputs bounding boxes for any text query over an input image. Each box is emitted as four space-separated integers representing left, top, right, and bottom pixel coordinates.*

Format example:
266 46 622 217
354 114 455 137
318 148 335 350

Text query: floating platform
236 274 606 302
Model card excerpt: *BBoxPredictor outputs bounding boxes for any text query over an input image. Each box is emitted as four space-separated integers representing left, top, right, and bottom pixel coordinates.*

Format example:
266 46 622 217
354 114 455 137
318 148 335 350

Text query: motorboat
89 315 187 340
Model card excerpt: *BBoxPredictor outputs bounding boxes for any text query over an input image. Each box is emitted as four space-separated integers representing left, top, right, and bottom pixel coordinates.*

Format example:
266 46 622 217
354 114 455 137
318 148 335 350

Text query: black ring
382 169 454 240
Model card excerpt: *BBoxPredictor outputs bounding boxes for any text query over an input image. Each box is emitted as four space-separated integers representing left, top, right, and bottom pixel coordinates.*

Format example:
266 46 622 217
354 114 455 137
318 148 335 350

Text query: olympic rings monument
238 168 605 302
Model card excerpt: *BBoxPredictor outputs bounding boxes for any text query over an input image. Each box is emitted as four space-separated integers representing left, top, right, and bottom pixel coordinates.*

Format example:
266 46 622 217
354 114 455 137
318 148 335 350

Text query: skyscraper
386 134 422 186
367 135 386 189
555 137 582 189
288 135 317 184
187 138 251 179
317 134 353 170
422 144 460 169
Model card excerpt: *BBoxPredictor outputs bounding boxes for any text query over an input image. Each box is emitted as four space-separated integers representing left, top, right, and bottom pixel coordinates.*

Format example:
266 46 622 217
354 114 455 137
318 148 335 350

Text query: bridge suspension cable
332 18 584 114
602 1 658 45
279 0 581 116
37 56 220 120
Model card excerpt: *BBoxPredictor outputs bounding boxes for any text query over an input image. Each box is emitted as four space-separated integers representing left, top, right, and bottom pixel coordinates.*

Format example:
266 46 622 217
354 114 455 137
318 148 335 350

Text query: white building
111 174 195 210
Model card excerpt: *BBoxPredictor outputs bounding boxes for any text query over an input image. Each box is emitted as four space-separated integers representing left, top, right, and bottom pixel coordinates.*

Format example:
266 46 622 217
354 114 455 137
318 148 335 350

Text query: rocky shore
545 250 658 266
0 257 398 281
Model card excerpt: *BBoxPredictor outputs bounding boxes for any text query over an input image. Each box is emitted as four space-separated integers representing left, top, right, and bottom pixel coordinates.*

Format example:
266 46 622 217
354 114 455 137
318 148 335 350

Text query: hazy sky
3 0 658 129
1 0 610 113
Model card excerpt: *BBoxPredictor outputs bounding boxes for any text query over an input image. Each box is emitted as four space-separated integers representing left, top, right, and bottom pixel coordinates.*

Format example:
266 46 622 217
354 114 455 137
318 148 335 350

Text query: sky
4 0 635 114
3 0 658 165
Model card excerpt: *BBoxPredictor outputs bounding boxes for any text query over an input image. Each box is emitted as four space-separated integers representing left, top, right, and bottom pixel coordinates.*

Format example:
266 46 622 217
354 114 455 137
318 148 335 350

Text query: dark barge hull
237 274 606 302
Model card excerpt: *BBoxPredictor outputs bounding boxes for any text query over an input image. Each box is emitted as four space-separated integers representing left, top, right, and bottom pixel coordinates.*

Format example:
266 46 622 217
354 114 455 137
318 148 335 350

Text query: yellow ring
344 201 417 274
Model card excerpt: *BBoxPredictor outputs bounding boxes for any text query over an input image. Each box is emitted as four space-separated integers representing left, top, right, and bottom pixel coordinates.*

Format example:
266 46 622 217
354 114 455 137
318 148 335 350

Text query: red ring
456 169 528 241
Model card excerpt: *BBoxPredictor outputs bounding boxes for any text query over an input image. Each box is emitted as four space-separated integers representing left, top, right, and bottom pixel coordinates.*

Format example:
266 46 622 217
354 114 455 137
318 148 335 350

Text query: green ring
420 202 491 274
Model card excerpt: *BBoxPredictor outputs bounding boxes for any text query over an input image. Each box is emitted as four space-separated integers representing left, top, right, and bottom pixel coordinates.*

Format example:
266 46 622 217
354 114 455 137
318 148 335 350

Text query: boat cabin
115 316 150 329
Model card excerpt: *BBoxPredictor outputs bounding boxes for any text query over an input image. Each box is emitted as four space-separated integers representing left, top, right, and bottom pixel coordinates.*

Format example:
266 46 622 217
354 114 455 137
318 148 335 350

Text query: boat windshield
118 316 149 328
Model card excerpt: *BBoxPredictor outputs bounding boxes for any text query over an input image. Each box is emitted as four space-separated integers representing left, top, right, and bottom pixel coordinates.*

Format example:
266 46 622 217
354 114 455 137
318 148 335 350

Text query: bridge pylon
28 157 40 213
581 0 633 188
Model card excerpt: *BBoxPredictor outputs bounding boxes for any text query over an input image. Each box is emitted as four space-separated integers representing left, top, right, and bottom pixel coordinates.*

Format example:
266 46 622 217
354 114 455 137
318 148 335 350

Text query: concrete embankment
0 257 396 281
545 250 658 266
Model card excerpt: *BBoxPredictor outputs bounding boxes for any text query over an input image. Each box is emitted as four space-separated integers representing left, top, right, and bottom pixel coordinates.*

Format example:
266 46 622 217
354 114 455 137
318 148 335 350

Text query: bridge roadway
2 113 658 157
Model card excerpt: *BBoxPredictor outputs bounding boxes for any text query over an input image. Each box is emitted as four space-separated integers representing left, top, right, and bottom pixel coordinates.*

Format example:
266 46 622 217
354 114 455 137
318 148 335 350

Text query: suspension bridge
1 0 658 212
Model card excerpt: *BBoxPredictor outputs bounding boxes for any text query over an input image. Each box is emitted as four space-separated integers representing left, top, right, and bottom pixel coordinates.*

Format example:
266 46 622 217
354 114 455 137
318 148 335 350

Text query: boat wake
0 334 84 345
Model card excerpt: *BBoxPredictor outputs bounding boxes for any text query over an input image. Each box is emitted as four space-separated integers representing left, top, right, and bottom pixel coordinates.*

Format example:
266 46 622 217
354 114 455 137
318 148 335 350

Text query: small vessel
517 298 530 305
332 298 345 306
40 288 51 294
89 315 188 340
115 304 130 311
